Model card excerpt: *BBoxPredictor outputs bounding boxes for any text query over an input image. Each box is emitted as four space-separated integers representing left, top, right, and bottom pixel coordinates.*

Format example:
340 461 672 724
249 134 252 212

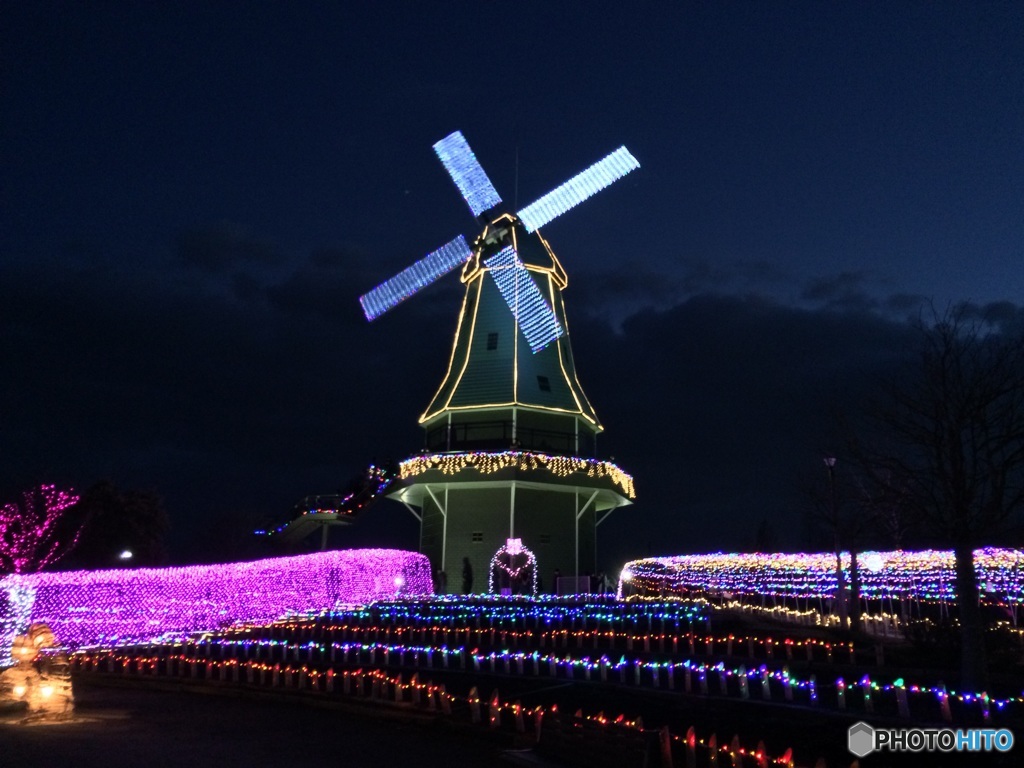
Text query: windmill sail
433 131 503 218
359 235 473 321
483 246 564 353
359 131 638 355
517 147 640 233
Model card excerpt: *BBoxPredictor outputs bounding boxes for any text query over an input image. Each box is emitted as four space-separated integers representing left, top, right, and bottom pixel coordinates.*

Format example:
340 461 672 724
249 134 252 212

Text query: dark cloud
177 223 281 273
229 271 265 302
0 253 440 556
734 259 791 288
265 262 367 323
3 243 1021 566
569 257 796 331
264 244 464 328
883 292 929 315
573 258 925 335
799 270 877 309
574 294 921 565
953 299 1024 333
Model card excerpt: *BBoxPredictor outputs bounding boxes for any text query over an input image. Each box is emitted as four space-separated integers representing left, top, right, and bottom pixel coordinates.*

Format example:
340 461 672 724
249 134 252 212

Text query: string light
0 485 81 574
619 548 1024 604
69 594 1024 722
488 538 538 596
71 648 797 766
0 549 432 664
255 465 395 537
399 450 635 499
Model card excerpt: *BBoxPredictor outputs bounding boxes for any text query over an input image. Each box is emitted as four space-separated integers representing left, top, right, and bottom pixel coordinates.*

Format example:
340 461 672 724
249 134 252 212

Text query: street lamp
824 456 847 630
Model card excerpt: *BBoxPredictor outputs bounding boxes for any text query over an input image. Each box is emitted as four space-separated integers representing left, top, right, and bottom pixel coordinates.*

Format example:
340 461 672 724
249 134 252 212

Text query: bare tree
804 456 876 634
854 470 918 550
857 305 1024 689
0 485 83 574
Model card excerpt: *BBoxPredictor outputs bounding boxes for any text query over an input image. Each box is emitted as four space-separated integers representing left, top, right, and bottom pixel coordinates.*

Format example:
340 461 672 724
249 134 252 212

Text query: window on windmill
471 531 483 543
537 375 551 392
486 332 498 351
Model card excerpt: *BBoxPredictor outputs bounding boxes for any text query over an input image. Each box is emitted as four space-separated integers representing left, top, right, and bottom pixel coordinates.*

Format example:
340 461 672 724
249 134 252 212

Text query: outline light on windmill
358 131 640 353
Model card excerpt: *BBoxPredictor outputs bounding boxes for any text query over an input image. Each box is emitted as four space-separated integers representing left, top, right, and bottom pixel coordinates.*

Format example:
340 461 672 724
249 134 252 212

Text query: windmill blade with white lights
358 131 639 353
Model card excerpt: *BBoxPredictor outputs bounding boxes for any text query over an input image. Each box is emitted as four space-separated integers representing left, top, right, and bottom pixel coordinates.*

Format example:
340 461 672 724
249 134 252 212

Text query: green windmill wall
390 224 631 592
423 275 599 427
418 486 598 594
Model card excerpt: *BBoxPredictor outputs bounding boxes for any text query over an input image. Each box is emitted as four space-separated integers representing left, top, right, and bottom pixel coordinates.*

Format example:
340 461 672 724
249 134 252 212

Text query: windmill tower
359 132 637 593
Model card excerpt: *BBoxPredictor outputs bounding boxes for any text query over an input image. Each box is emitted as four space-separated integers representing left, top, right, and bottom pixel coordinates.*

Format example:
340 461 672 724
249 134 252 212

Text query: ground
1 677 518 768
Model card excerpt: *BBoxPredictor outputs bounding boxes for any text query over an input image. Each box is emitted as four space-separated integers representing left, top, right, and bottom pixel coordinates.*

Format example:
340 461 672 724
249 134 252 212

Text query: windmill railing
425 421 595 457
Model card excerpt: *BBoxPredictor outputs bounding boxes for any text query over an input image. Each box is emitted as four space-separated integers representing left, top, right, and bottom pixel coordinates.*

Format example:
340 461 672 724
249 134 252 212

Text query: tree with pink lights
0 485 83 574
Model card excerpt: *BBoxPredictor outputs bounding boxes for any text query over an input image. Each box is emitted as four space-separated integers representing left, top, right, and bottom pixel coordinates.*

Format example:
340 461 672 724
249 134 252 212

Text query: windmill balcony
425 420 596 457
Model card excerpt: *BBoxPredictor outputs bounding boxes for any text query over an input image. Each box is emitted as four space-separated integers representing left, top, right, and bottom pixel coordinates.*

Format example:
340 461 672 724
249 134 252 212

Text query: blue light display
483 247 564 353
433 131 503 218
517 147 640 233
359 236 473 321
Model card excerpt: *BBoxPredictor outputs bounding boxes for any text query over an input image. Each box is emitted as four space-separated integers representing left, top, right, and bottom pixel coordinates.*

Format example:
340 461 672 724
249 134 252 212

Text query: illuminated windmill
360 132 638 593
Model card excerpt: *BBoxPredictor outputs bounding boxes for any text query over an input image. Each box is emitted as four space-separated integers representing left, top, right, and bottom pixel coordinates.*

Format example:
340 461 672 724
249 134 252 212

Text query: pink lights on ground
1 549 432 661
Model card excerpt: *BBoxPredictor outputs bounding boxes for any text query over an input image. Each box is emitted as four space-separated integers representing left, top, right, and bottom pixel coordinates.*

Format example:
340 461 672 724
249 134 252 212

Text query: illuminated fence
619 548 1024 606
0 549 432 662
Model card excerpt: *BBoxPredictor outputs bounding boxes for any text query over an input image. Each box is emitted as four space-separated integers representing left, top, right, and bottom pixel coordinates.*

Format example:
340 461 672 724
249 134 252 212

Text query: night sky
3 3 1023 569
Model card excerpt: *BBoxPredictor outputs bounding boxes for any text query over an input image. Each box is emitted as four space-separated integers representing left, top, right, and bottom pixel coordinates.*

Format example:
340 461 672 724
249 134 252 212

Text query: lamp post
824 456 847 630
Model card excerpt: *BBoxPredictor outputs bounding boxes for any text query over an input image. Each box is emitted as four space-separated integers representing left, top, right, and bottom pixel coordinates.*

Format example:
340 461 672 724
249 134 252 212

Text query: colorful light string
399 451 635 499
255 465 395 537
70 595 1024 720
619 548 1024 605
70 652 797 767
488 538 539 596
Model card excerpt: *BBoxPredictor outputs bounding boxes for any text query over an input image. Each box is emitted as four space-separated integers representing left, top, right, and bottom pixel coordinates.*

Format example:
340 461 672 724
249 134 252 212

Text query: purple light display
1 549 432 661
